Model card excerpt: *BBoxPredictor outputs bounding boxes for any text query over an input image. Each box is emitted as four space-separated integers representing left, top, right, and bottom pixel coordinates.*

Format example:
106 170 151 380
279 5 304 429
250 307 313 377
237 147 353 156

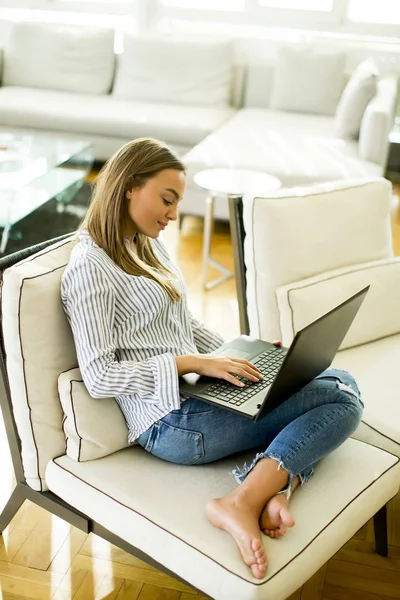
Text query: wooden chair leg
0 484 25 534
373 504 388 557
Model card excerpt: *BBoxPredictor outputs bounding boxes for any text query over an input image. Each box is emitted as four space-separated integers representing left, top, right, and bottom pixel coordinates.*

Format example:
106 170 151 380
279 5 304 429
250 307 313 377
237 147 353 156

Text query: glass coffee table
194 168 281 290
0 132 94 253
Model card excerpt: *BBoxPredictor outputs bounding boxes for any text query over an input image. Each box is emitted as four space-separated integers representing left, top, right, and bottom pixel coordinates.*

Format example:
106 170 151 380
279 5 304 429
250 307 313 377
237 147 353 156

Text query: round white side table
193 168 281 290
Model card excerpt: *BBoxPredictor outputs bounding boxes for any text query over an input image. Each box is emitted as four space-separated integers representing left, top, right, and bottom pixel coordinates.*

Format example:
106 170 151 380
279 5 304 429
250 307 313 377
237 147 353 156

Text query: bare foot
259 493 295 538
206 497 267 579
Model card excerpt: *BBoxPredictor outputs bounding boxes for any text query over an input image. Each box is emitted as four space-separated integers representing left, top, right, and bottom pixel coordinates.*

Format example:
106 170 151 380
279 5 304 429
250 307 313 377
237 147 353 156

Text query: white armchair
0 213 399 600
232 177 400 457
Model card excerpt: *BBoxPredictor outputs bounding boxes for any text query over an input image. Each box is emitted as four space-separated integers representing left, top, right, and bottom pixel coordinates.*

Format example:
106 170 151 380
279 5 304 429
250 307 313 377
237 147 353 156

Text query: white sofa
237 177 400 458
0 22 238 158
0 21 397 220
0 232 399 600
183 52 398 220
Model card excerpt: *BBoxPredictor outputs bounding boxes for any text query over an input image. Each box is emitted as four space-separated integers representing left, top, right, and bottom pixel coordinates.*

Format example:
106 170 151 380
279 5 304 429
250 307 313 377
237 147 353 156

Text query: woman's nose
166 205 178 221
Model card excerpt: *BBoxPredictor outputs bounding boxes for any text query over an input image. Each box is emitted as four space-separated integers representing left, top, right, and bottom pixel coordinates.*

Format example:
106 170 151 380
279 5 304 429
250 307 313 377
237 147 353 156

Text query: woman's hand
197 356 263 387
176 354 263 387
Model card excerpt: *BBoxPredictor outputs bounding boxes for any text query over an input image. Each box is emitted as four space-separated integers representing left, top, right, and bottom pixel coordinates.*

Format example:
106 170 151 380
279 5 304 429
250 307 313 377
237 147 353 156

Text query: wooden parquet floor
0 183 399 600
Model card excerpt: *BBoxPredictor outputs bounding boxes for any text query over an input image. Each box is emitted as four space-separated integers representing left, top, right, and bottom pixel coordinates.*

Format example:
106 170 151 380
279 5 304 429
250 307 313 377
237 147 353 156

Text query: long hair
83 138 185 302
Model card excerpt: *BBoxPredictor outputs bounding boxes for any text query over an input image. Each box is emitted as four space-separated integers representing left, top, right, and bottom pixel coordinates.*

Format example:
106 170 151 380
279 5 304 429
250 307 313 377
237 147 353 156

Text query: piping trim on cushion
12 238 73 489
285 260 399 343
69 380 84 462
51 447 399 586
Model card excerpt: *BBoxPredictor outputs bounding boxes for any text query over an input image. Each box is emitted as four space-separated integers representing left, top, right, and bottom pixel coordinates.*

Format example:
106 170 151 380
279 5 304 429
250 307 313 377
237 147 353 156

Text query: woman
61 137 363 580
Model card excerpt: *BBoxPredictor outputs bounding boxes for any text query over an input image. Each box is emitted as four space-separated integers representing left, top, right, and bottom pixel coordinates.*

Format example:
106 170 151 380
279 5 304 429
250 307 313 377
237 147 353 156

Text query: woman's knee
334 374 364 428
319 369 364 420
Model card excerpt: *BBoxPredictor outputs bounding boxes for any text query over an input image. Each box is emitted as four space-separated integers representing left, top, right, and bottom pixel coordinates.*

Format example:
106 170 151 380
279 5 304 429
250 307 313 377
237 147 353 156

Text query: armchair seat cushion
0 86 235 147
45 438 399 600
333 333 400 455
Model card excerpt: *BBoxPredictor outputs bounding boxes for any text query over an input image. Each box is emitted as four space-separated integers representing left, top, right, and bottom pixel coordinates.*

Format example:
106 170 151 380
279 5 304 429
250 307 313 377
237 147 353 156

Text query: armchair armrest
359 75 398 167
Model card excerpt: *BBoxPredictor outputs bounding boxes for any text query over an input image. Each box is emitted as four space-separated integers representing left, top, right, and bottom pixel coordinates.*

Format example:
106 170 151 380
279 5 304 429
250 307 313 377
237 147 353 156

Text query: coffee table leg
202 194 234 291
0 224 11 254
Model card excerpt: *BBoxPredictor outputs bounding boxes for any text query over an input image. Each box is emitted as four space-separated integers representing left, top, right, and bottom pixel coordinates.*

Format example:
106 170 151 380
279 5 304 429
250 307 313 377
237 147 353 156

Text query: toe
280 507 295 528
251 563 267 579
278 527 286 537
251 538 262 552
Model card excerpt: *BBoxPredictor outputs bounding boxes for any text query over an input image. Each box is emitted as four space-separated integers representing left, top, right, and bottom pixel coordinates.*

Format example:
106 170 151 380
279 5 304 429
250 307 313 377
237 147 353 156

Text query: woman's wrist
175 354 202 376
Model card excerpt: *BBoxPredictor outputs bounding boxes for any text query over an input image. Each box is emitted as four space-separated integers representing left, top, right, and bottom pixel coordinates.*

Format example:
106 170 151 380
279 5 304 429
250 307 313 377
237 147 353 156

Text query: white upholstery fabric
45 440 399 600
242 63 275 109
113 35 234 107
1 237 77 491
333 334 400 451
242 178 393 342
276 258 400 351
359 77 398 167
58 368 130 462
3 22 115 95
334 60 378 139
182 107 382 220
270 45 346 115
0 86 235 148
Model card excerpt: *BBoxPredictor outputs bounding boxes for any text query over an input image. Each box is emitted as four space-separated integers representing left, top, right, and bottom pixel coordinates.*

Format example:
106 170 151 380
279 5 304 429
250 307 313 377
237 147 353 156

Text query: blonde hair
83 138 185 302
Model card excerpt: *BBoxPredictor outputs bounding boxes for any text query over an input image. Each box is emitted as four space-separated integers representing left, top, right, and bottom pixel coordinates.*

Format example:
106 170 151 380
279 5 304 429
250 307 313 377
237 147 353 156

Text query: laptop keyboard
204 347 287 406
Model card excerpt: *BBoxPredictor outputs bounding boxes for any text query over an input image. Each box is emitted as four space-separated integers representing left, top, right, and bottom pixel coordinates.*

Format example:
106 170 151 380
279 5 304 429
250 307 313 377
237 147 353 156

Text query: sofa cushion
0 86 235 148
3 22 115 95
1 236 77 491
58 368 130 462
333 334 400 450
334 60 378 139
45 439 399 599
184 107 381 186
276 258 400 351
242 178 393 342
270 45 346 116
113 35 234 107
182 107 382 220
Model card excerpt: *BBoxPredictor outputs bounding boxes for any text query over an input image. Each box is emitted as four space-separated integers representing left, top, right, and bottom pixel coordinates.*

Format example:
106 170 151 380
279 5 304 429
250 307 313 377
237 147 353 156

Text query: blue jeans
137 368 363 492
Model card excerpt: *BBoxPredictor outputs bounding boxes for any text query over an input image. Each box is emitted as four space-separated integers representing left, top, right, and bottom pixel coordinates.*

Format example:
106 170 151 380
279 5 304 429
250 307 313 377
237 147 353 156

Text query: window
161 0 245 10
258 0 332 10
348 0 400 25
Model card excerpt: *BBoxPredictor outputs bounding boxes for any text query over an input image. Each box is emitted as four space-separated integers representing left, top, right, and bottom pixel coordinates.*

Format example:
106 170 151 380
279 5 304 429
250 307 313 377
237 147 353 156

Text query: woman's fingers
224 373 246 387
223 361 263 383
230 358 262 377
233 367 262 382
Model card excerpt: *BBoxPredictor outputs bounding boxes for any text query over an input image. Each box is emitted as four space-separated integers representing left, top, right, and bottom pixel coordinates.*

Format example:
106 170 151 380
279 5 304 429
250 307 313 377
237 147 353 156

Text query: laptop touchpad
217 347 250 359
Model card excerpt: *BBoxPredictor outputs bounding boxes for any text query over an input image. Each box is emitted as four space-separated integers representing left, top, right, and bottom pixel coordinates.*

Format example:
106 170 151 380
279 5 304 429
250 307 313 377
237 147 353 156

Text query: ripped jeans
137 368 363 494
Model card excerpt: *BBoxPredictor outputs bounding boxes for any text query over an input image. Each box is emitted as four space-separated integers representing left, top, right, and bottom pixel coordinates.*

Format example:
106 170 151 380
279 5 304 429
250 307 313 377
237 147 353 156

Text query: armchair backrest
231 178 393 341
0 235 77 491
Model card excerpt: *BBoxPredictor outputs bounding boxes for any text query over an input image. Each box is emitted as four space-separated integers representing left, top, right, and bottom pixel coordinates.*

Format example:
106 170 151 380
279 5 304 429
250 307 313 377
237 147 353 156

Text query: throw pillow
3 21 115 95
334 59 378 139
270 44 346 115
58 368 130 462
113 35 234 107
276 258 400 350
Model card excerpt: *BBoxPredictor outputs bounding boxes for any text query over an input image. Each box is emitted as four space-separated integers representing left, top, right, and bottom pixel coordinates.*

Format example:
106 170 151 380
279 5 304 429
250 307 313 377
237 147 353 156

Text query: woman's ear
126 188 134 201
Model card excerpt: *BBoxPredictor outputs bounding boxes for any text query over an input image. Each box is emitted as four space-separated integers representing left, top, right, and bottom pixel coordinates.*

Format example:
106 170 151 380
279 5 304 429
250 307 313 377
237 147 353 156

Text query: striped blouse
61 230 225 442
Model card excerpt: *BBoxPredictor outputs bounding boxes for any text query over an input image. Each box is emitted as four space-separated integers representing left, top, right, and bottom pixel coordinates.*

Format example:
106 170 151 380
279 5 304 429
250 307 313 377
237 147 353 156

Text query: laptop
179 286 369 421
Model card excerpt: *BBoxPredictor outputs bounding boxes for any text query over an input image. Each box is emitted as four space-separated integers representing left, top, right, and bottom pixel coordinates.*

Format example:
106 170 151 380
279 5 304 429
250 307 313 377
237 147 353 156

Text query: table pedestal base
203 194 234 291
